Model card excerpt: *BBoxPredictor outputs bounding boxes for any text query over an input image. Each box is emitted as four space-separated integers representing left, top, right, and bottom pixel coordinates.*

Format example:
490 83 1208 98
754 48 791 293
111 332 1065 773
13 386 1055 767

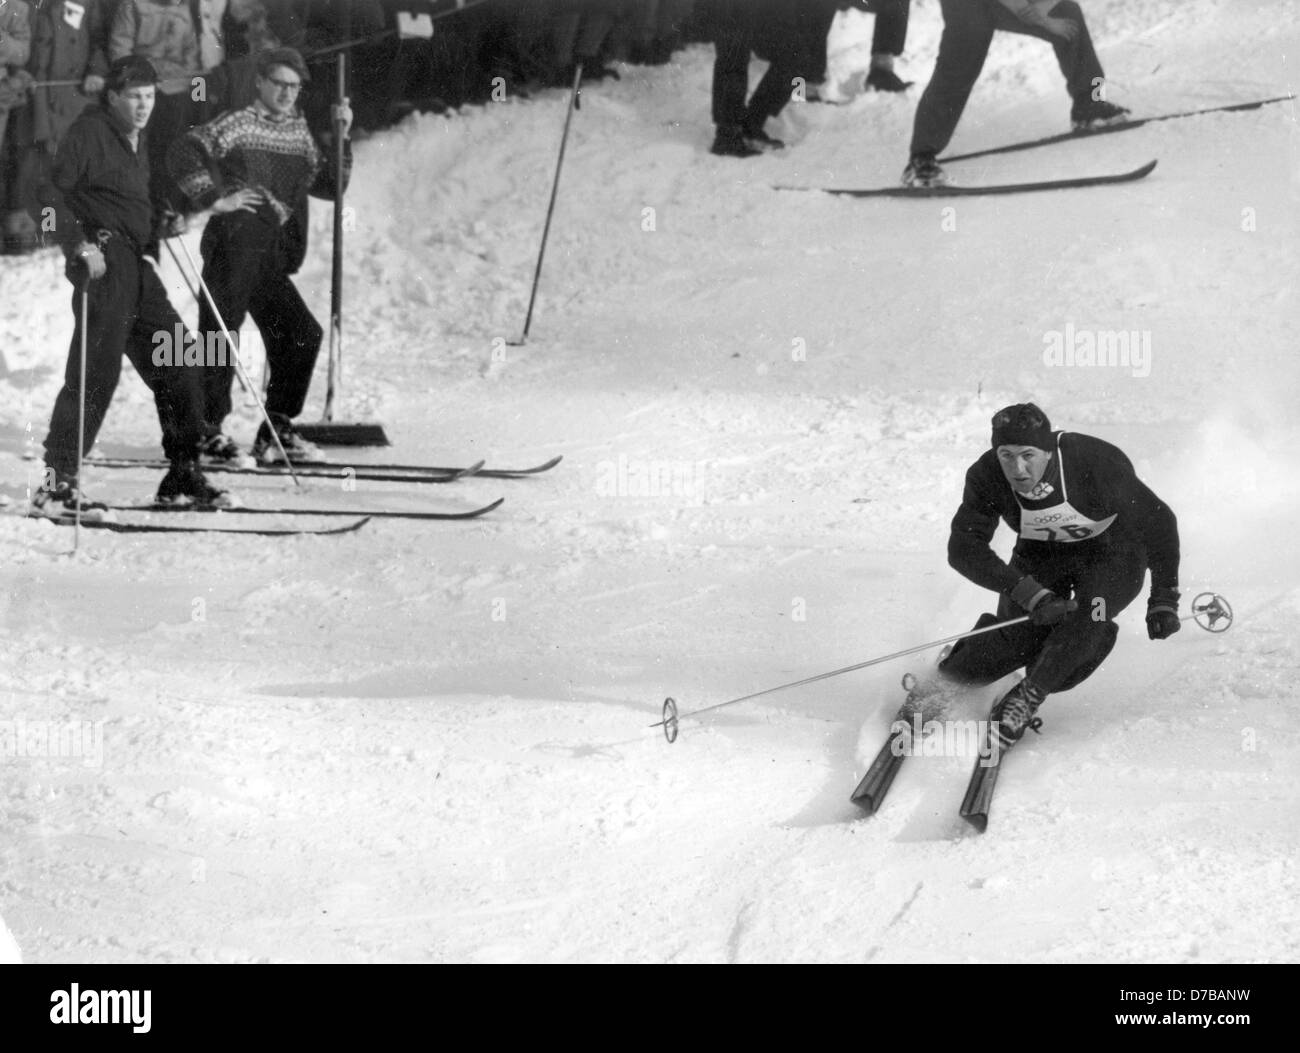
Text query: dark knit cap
256 47 311 83
991 403 1053 450
105 55 158 93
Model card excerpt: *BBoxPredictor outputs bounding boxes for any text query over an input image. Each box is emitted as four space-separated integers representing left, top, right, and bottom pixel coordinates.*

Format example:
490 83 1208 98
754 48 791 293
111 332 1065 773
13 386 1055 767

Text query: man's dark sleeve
1091 443 1180 590
948 461 1023 595
43 130 92 258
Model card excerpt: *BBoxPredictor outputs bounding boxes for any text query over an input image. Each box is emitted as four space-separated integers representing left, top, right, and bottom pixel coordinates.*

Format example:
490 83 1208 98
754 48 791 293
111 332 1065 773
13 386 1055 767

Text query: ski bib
1014 435 1117 543
1018 504 1117 543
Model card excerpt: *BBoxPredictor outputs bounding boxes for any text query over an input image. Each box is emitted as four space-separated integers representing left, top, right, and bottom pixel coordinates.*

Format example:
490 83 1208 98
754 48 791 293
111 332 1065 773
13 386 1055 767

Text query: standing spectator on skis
168 45 352 466
903 0 1129 187
34 54 229 518
902 404 1181 751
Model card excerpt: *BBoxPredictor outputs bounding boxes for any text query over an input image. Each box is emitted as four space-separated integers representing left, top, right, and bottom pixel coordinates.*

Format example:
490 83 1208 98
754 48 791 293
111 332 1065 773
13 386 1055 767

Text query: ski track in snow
0 0 1296 963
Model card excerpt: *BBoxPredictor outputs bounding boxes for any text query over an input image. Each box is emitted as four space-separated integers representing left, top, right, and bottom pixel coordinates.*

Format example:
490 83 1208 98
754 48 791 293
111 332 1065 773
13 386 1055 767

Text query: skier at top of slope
903 0 1131 188
905 403 1181 750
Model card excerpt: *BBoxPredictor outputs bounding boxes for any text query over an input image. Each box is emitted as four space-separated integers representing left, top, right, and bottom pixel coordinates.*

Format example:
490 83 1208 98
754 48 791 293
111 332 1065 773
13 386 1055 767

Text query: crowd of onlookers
0 1 699 256
0 1 917 256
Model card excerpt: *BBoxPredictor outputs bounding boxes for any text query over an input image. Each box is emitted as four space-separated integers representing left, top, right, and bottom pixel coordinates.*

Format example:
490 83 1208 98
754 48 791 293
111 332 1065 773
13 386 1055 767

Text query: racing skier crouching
905 403 1182 750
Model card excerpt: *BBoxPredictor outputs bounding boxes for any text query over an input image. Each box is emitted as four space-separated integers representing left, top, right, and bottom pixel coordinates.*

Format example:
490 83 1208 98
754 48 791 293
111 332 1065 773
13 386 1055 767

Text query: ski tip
480 497 505 515
457 459 487 479
490 454 564 477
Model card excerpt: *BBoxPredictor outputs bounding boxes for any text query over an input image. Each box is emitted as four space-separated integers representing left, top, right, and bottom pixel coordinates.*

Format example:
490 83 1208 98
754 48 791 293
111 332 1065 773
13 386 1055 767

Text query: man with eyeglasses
900 403 1181 752
168 46 352 465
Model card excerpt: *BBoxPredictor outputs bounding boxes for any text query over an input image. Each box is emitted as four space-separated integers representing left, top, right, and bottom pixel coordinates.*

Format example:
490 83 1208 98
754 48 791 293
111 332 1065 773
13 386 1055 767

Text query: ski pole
171 237 300 485
322 48 349 423
653 612 1036 743
512 60 583 346
161 239 251 398
654 592 1234 742
1182 591 1233 632
74 283 89 551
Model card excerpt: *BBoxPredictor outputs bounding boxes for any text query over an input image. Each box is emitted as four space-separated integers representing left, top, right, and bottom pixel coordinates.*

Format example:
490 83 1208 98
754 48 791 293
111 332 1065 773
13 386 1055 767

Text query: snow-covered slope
0 0 1296 963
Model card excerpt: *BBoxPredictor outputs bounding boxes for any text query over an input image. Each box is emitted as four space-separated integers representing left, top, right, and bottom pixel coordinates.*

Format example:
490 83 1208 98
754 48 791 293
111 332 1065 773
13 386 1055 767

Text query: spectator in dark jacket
34 54 227 517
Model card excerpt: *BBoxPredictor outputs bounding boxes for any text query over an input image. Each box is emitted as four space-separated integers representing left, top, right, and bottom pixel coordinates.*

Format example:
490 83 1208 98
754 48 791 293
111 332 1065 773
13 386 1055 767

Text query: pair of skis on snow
778 94 1292 198
28 453 562 535
850 717 1003 833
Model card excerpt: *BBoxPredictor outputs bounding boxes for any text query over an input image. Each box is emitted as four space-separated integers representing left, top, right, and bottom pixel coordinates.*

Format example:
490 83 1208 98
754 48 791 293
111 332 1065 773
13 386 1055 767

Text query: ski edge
939 94 1296 164
806 160 1157 199
82 453 563 479
958 754 1000 833
850 726 909 814
105 497 506 521
23 512 372 536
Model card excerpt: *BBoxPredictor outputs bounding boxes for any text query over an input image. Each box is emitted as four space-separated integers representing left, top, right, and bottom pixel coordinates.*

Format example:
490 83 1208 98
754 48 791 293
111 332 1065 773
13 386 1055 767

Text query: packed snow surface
0 0 1296 962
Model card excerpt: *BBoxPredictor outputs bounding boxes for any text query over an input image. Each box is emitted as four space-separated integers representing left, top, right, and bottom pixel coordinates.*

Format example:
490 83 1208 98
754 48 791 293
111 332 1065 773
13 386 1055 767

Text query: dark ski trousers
710 0 803 130
800 0 911 81
910 0 1105 157
44 238 205 479
197 207 323 433
939 537 1147 696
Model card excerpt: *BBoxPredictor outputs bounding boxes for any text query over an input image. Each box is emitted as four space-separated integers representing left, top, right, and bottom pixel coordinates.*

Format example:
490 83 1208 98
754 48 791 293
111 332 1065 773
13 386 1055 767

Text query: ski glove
1146 586 1181 640
1010 576 1075 626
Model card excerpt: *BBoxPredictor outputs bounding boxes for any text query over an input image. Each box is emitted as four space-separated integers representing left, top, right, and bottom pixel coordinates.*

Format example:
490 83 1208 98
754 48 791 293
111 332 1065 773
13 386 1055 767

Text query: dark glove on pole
1147 585 1181 640
1010 575 1077 626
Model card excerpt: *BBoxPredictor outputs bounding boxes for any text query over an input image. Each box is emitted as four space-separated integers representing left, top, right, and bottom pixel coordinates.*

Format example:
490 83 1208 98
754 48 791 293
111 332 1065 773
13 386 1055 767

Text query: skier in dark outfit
33 55 229 518
168 46 352 465
909 404 1181 750
903 0 1129 187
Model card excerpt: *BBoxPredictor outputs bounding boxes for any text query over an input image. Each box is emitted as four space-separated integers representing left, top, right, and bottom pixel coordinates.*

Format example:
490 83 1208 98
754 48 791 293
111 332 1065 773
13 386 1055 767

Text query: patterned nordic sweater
169 99 351 271
170 99 349 218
